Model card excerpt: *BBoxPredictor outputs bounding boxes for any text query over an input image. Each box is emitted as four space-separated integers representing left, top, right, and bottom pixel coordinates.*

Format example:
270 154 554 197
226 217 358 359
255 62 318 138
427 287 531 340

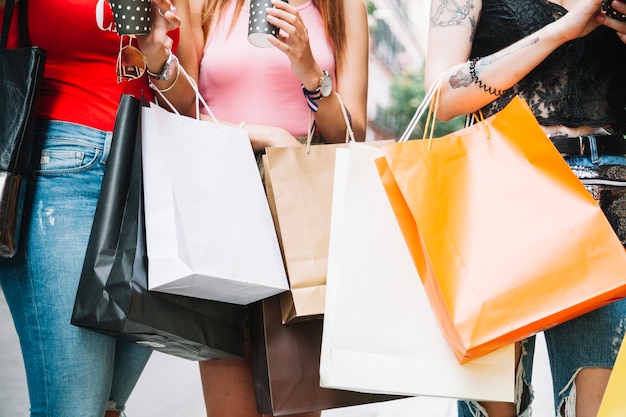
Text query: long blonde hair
201 0 347 69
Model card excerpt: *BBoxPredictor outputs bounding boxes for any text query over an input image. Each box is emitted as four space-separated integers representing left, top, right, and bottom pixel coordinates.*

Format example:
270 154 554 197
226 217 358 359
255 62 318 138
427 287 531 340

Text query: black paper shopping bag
71 95 246 361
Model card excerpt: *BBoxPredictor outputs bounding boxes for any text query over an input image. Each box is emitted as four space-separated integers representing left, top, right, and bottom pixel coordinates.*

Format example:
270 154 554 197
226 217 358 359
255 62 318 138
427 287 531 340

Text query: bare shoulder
342 0 367 13
188 0 204 15
340 0 368 28
430 0 480 28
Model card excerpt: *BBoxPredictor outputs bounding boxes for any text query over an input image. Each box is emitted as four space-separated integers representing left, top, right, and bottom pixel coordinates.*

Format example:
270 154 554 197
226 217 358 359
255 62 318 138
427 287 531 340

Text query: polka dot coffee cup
248 0 287 48
110 0 152 35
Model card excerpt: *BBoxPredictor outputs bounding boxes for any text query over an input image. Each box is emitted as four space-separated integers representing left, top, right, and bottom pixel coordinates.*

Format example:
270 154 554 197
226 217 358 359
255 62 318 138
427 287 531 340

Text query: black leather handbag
0 0 46 257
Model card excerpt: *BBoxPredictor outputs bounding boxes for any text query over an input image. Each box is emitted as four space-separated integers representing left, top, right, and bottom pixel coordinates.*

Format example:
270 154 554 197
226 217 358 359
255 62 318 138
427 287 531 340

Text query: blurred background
363 0 465 141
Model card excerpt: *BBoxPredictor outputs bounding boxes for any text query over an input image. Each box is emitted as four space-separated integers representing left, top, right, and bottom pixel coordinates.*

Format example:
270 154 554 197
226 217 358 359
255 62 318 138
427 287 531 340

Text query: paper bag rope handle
397 72 490 146
304 92 355 153
150 63 220 126
152 62 355 152
398 73 444 143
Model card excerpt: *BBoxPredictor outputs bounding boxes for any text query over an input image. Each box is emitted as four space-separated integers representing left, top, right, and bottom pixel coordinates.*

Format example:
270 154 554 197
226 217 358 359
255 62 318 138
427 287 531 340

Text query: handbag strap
1 0 30 50
1 0 15 49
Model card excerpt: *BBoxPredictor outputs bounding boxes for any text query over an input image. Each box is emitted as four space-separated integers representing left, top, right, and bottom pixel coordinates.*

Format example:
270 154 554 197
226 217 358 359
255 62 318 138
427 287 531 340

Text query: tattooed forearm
478 36 540 69
431 0 475 27
449 36 539 91
449 66 472 89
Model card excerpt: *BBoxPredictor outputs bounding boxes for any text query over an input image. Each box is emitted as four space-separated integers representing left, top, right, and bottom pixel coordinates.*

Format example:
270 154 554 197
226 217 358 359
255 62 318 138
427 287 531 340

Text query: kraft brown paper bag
264 139 393 323
263 94 389 323
263 143 344 323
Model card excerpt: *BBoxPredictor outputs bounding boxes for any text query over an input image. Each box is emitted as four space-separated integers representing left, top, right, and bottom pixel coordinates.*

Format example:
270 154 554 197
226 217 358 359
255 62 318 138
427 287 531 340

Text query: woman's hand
133 0 199 117
198 115 302 151
135 0 181 70
554 0 605 42
264 0 322 90
597 0 626 42
426 0 608 120
245 124 303 151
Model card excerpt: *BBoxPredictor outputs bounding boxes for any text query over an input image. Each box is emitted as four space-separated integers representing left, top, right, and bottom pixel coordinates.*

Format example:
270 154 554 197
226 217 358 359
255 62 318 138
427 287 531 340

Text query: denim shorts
458 155 626 417
0 120 151 416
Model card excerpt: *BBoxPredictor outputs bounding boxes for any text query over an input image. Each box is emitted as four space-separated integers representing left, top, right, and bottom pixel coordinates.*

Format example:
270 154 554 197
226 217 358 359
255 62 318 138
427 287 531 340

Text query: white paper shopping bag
319 143 514 401
141 102 288 305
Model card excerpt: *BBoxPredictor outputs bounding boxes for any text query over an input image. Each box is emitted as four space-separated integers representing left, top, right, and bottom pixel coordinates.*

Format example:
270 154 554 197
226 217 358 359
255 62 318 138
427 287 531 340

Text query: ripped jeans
0 121 152 416
459 153 626 417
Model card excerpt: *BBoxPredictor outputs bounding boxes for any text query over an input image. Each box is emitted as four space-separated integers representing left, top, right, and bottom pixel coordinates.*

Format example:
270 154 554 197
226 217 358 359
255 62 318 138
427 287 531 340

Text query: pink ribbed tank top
198 0 335 137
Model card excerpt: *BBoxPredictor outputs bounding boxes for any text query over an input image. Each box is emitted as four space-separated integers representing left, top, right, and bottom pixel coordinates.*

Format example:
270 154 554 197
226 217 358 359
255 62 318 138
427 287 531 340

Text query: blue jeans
0 121 152 416
458 155 626 417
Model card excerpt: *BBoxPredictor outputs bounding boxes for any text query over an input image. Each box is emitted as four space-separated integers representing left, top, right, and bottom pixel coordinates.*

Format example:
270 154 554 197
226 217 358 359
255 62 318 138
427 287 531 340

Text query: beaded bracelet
468 57 506 97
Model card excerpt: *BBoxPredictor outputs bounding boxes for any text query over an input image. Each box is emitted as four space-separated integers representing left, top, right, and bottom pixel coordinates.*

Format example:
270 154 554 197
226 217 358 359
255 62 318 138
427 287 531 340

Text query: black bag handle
1 0 30 50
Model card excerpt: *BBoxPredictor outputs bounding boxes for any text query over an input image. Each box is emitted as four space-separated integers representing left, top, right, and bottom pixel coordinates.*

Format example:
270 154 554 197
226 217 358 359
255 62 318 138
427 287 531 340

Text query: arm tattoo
480 37 540 67
463 37 539 96
448 36 539 91
431 0 475 27
449 65 472 90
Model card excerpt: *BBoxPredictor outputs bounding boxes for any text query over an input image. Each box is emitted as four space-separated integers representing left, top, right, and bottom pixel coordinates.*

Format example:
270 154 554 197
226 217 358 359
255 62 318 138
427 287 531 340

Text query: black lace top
471 0 626 131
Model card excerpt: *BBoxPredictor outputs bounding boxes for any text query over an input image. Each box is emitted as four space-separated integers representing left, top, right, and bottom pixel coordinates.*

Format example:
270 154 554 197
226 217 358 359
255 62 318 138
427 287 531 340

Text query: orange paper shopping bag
377 95 626 363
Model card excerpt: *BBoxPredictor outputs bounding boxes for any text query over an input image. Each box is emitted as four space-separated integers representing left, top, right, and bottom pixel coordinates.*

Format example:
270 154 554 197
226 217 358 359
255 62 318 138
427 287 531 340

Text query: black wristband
468 57 507 97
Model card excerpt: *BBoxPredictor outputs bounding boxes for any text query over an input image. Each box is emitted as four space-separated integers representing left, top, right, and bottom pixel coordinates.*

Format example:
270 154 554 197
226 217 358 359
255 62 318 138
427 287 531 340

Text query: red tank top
1 0 179 131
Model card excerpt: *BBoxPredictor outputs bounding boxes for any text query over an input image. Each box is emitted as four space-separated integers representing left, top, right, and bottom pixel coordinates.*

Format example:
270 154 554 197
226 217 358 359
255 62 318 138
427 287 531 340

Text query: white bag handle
152 59 356 152
305 91 356 153
398 72 493 146
149 63 219 124
398 73 444 143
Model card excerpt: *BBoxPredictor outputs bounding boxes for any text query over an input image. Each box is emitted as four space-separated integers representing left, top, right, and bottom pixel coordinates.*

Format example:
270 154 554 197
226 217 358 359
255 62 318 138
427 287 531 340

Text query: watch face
320 75 333 97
